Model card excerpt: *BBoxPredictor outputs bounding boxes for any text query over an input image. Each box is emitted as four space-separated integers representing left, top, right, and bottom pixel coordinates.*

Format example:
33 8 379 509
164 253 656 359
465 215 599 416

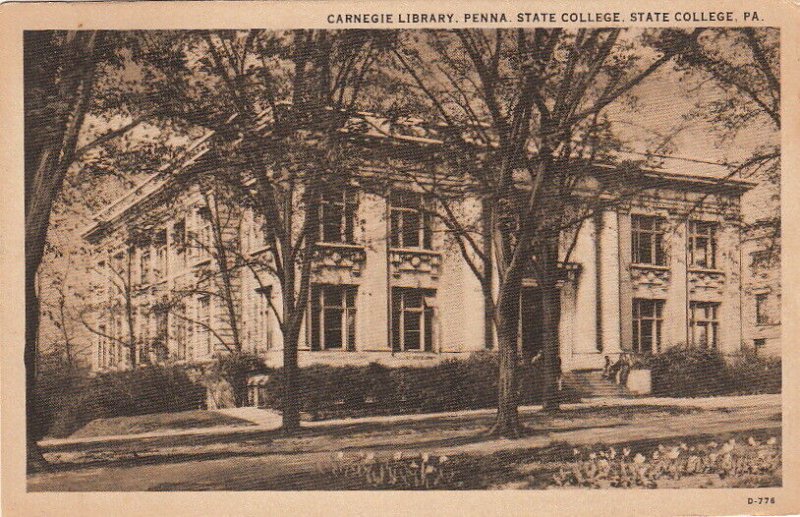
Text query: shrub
649 345 729 397
725 346 781 395
42 364 206 438
261 352 579 420
648 344 782 397
33 353 90 441
208 351 267 407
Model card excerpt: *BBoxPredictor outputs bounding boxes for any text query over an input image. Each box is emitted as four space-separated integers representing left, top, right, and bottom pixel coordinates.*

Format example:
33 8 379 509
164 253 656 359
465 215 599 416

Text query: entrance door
520 287 544 362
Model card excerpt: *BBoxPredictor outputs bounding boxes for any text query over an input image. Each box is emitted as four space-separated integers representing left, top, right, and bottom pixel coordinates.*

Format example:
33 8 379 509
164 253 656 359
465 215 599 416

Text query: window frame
688 220 718 269
197 294 212 356
309 284 357 351
631 215 667 266
253 286 272 351
755 293 769 326
98 323 108 368
154 229 167 281
632 298 664 354
391 287 436 352
689 301 720 348
317 188 358 244
389 190 433 250
139 249 151 285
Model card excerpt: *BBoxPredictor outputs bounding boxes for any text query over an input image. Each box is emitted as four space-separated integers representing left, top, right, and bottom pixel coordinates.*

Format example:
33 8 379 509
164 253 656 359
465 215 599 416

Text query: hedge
648 345 781 398
37 364 206 438
261 352 580 420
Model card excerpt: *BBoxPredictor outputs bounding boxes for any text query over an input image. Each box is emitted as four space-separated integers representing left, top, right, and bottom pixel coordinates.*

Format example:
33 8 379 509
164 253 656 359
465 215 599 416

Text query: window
253 286 272 350
632 299 664 353
751 249 773 270
173 303 189 360
310 285 357 351
754 338 766 349
197 295 212 355
756 293 769 325
631 215 666 266
138 309 151 363
392 288 436 352
689 221 718 269
173 219 186 269
689 302 720 348
190 207 212 260
98 324 107 368
390 190 433 249
317 189 357 244
139 249 151 285
154 230 167 281
113 250 126 281
154 309 168 361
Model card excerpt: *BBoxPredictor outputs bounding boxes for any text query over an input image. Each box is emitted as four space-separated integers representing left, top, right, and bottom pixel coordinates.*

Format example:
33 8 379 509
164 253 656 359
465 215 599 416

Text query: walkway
29 394 781 491
38 393 780 448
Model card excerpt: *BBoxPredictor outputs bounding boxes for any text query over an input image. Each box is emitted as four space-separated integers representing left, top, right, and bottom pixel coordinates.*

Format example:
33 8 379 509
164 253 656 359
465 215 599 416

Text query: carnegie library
82 112 779 384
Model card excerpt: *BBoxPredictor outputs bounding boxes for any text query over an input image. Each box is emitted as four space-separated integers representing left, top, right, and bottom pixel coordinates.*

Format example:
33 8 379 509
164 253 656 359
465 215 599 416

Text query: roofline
82 118 756 242
81 132 214 240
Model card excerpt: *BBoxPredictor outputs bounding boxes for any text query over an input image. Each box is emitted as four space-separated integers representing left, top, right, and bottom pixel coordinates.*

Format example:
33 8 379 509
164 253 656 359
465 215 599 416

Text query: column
600 210 622 354
665 218 688 347
618 212 633 350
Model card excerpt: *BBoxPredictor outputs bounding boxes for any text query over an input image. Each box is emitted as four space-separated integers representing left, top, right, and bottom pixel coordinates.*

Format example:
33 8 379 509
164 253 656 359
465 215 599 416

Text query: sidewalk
38 393 781 448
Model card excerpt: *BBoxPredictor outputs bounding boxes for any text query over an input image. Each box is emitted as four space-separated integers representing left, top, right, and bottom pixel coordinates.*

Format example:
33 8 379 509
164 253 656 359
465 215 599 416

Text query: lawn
28 395 782 491
67 410 254 439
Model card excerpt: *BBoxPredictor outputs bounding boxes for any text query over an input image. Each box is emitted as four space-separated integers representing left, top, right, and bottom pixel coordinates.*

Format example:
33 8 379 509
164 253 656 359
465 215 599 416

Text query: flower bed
553 434 781 488
319 430 781 490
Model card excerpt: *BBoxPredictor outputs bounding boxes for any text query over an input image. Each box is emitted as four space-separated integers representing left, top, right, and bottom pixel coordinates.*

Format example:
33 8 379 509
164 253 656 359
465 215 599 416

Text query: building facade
84 150 757 374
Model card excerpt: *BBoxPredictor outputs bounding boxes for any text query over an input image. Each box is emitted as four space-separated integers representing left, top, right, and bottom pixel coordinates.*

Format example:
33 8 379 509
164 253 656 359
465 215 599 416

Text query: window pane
311 303 321 350
404 312 421 350
422 211 433 249
322 203 343 242
638 233 652 264
344 202 355 243
404 290 423 308
403 211 421 247
640 320 653 353
324 286 343 307
424 308 434 352
390 212 401 247
347 310 356 351
324 309 343 349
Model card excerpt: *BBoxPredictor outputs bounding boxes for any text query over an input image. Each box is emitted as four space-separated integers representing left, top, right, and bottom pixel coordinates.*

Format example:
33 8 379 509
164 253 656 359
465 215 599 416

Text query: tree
25 30 186 470
141 29 390 432
387 28 701 435
676 28 780 250
25 31 109 470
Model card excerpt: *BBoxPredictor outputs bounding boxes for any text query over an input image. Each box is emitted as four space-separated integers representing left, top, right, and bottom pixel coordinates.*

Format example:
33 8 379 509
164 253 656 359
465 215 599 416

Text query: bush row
261 352 580 420
647 345 781 398
36 362 206 438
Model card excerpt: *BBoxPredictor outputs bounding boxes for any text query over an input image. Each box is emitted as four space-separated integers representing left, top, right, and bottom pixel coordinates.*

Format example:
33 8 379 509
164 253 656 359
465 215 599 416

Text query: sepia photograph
14 16 786 499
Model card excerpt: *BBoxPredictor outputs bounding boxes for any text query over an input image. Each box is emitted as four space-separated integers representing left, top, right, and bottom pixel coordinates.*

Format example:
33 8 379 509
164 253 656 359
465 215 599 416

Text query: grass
29 397 781 491
67 410 254 439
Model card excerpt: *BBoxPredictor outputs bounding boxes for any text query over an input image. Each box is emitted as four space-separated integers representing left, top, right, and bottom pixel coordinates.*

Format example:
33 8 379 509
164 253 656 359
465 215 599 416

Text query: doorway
520 286 544 363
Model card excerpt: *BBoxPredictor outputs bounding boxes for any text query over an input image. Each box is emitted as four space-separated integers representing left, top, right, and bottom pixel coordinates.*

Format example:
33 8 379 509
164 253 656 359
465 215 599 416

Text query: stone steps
565 369 631 398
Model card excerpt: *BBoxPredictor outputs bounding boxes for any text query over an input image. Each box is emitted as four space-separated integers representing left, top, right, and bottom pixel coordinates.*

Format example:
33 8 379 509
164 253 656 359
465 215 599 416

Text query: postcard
1 1 797 515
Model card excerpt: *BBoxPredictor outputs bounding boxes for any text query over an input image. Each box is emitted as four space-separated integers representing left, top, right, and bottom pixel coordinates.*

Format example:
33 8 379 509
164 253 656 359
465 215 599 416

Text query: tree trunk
281 260 302 434
487 289 523 437
25 275 48 472
481 197 495 349
281 327 301 433
541 278 562 412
